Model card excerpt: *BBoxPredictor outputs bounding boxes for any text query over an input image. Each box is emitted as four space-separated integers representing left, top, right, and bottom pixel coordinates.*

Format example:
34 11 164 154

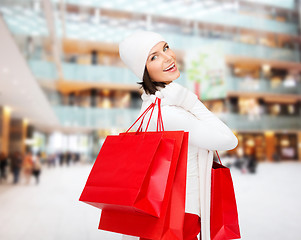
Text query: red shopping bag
99 131 188 240
99 98 188 239
210 151 241 240
79 99 175 218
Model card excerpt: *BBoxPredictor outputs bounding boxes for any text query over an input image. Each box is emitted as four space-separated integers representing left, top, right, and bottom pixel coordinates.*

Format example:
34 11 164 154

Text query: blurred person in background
239 154 249 174
47 153 56 168
0 152 8 183
59 152 64 166
40 151 47 164
10 151 23 184
273 151 281 162
23 151 33 184
32 152 42 185
74 152 80 164
233 148 248 174
247 151 257 174
25 36 35 59
66 151 72 166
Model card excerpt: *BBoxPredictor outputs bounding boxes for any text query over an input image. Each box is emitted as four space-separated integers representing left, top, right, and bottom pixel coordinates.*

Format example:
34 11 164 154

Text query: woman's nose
162 52 173 61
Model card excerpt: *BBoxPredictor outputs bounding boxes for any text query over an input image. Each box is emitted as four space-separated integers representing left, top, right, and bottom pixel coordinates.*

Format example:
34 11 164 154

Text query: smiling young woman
118 30 238 240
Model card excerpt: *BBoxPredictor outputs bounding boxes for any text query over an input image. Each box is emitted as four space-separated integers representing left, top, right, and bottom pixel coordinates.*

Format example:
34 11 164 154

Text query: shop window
287 104 294 115
238 97 261 119
283 75 297 88
276 134 298 160
270 104 281 115
258 37 277 48
270 76 282 88
239 34 257 45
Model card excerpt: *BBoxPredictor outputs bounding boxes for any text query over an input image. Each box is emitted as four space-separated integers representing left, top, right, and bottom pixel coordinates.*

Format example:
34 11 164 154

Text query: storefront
236 132 299 162
275 133 298 160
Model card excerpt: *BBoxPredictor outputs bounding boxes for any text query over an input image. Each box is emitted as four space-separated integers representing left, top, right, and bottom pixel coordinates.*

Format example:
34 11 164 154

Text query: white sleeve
159 104 238 151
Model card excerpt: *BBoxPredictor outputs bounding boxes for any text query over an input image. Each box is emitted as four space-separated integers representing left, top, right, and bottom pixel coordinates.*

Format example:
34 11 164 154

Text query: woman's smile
163 62 177 72
146 41 180 83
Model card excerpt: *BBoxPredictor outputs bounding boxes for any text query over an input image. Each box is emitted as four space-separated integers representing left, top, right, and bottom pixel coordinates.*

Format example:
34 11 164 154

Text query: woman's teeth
163 63 175 71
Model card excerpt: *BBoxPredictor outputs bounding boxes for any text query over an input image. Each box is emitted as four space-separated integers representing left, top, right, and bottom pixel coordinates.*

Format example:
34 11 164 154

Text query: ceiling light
262 64 270 72
4 106 12 114
264 131 274 136
33 1 41 12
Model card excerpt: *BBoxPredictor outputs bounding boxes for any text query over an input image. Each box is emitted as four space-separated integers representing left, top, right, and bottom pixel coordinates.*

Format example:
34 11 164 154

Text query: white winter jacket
123 81 238 240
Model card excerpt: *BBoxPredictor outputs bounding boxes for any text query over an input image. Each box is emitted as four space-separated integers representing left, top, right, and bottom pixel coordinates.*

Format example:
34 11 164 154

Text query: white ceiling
0 16 60 129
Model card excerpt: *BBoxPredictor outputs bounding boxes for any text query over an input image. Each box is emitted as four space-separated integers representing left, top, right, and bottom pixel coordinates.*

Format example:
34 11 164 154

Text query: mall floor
0 160 300 240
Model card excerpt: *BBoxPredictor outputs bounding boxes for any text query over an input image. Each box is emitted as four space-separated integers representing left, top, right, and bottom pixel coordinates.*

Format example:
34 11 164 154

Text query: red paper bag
99 131 188 240
99 98 188 239
210 152 241 240
79 100 175 218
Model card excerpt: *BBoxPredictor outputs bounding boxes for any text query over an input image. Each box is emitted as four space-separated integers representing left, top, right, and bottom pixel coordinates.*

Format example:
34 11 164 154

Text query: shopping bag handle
125 101 155 133
215 151 222 164
144 97 164 132
157 98 164 131
138 97 164 132
125 97 164 133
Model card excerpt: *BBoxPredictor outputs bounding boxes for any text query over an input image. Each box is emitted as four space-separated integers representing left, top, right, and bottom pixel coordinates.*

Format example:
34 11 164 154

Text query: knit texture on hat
119 30 166 81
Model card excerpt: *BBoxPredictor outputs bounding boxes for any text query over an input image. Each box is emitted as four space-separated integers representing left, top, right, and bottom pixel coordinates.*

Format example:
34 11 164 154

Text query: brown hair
137 66 167 95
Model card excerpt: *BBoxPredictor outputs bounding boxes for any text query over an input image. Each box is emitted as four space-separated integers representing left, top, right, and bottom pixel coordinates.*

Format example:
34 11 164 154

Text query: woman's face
145 41 180 84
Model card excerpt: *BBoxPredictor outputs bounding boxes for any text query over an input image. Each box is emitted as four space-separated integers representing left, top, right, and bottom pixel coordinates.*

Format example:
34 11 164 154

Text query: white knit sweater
122 81 238 240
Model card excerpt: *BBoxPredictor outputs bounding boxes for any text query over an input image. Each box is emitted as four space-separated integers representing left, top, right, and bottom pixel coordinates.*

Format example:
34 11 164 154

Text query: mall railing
244 0 295 10
51 0 298 35
28 59 58 80
53 105 300 130
227 77 301 95
2 12 299 64
53 106 141 129
166 34 300 62
26 31 299 70
1 6 299 62
29 60 301 97
28 59 187 85
220 113 301 131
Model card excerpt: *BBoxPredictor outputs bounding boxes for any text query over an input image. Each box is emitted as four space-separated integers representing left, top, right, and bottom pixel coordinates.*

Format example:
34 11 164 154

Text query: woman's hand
158 82 198 112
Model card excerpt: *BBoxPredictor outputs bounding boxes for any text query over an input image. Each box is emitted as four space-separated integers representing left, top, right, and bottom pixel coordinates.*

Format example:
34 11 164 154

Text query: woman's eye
151 46 169 61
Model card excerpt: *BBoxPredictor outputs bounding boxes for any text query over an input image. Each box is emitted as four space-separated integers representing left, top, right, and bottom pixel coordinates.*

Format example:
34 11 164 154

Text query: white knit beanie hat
119 30 166 81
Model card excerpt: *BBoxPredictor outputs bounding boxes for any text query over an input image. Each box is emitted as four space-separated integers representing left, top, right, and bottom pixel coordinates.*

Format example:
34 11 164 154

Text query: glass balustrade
243 0 295 9
50 0 298 34
226 77 301 94
165 34 300 62
1 3 299 49
219 113 300 131
28 59 187 85
54 106 300 130
28 59 301 96
53 106 141 129
1 8 299 63
28 60 58 80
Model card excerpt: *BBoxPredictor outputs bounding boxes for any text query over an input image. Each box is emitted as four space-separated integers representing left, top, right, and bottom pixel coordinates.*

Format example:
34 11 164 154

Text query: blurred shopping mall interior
0 0 301 163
